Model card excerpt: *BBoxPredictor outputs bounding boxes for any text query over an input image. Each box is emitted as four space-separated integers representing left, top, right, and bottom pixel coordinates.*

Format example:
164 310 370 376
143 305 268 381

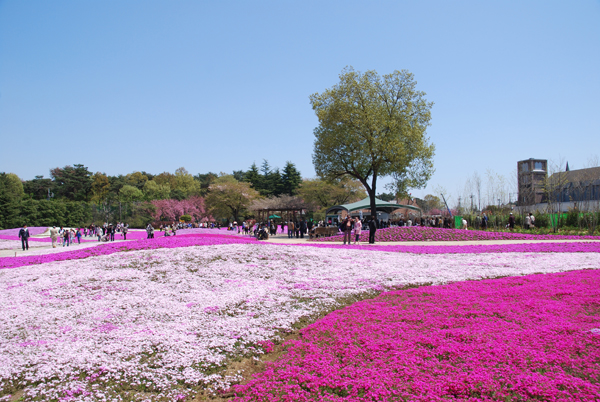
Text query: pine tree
267 168 284 196
244 163 262 193
281 161 302 195
258 160 274 197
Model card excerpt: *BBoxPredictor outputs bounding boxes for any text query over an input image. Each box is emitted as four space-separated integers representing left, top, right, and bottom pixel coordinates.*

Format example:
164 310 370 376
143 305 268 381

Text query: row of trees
21 161 301 204
0 162 365 228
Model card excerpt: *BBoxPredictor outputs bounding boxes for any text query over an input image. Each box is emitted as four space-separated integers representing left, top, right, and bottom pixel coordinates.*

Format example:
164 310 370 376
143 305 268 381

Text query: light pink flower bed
0 240 47 250
233 269 600 401
0 227 48 236
0 234 257 269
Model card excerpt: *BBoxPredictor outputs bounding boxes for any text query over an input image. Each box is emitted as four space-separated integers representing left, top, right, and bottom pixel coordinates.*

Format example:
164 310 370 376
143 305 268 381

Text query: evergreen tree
281 161 302 195
244 163 262 192
267 168 284 196
50 164 93 201
232 170 245 182
0 173 22 229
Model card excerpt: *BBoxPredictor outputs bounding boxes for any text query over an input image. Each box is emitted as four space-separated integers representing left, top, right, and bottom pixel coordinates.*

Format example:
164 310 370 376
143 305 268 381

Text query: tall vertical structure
517 158 547 205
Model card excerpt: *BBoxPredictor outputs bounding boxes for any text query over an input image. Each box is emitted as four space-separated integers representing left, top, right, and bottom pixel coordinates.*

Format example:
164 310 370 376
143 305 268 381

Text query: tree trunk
368 189 377 219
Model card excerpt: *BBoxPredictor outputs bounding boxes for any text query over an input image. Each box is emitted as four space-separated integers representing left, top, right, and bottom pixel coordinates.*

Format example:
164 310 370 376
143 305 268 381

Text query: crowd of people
15 211 539 252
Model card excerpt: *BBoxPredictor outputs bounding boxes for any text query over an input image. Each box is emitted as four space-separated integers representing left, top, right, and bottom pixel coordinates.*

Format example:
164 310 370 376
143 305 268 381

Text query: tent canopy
268 214 281 219
326 197 421 216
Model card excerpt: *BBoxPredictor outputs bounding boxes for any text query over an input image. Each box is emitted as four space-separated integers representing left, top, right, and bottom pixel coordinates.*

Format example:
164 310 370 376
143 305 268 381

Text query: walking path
2 231 600 259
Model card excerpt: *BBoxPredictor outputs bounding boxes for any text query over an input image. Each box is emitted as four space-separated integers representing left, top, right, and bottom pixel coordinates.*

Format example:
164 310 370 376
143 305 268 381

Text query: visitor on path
76 229 82 244
63 230 70 247
122 224 128 240
508 213 515 230
368 215 377 244
50 226 59 248
300 219 307 239
146 224 153 239
353 217 362 245
288 221 294 238
109 224 115 241
461 218 468 230
524 214 531 229
18 224 30 251
529 213 535 228
341 216 352 245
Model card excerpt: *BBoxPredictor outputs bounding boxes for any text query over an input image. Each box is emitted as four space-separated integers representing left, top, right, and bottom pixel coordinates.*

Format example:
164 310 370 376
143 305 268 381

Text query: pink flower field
0 241 599 401
316 226 600 243
233 269 600 401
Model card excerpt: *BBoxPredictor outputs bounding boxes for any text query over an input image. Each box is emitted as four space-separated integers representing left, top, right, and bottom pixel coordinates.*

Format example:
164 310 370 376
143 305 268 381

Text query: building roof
326 197 421 215
549 166 600 185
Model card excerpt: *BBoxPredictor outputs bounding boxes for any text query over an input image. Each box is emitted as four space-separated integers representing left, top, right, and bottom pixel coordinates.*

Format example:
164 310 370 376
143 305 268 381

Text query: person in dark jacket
300 219 307 238
18 225 30 250
368 215 377 244
508 213 515 230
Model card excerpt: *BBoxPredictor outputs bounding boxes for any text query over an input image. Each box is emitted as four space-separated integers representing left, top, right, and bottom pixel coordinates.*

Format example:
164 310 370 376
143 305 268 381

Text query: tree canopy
205 175 260 222
298 178 366 210
310 67 435 216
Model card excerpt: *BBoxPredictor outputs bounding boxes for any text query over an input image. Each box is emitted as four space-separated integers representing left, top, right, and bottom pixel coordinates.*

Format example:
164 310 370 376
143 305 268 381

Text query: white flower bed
0 239 48 250
0 244 598 401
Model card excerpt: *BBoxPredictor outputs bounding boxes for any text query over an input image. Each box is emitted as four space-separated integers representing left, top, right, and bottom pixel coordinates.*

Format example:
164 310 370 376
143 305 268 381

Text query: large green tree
50 164 93 201
23 175 54 200
205 175 260 222
0 173 24 229
298 178 366 209
310 67 435 216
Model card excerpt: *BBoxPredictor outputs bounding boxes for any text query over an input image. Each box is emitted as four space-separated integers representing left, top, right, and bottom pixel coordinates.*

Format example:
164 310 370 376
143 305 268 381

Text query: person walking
75 228 82 244
508 213 515 230
341 216 352 245
288 221 294 238
109 224 115 241
50 226 59 248
368 215 377 244
18 224 30 251
63 229 70 247
122 224 128 240
353 217 362 245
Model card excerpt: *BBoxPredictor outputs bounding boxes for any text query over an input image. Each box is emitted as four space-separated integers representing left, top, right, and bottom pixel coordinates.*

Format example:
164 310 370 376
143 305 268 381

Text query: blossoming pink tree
151 197 206 222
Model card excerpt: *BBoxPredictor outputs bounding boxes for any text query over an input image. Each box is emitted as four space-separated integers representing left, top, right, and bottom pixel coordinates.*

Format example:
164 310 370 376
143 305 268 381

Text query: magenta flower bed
284 241 600 254
232 269 600 401
0 235 97 243
0 234 257 270
316 226 600 243
0 227 48 236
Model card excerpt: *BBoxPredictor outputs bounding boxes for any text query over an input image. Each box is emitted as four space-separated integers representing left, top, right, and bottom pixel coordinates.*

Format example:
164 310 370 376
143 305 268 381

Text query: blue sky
1 0 599 201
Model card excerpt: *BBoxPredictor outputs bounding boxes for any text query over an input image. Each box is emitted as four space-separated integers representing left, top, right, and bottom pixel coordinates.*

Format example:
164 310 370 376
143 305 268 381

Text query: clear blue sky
1 0 599 201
